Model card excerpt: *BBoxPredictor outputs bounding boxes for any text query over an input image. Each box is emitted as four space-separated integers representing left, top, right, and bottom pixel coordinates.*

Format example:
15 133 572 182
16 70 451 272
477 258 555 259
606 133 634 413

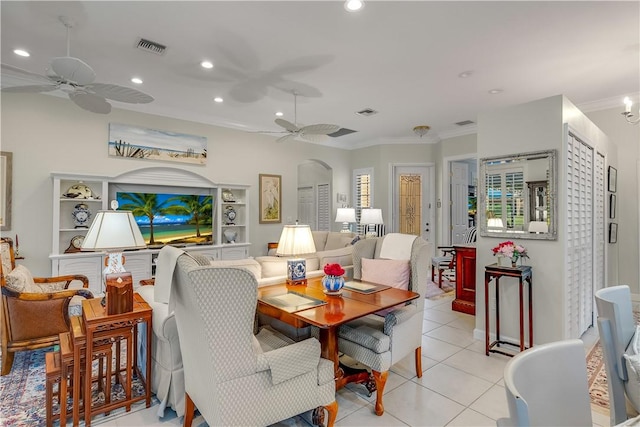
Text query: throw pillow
5 265 66 293
361 258 410 317
361 258 410 289
5 264 34 293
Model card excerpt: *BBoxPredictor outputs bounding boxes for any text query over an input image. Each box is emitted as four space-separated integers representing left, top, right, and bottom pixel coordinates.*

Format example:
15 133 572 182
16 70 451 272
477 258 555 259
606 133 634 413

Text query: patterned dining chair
171 254 338 426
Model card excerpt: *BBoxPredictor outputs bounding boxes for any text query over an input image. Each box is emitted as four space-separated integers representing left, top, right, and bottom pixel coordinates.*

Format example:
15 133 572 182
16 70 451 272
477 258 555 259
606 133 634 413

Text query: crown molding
576 93 640 113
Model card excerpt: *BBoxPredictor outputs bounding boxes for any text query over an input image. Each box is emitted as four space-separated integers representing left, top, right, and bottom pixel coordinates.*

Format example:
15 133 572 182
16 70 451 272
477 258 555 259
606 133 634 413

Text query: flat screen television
116 191 213 246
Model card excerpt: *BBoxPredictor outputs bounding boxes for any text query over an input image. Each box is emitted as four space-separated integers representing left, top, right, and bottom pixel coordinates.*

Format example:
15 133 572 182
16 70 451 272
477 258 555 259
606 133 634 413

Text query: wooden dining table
257 276 419 389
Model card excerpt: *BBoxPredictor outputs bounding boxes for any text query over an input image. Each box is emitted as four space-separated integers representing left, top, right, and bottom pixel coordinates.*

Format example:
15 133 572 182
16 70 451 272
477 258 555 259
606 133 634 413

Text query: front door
393 165 433 243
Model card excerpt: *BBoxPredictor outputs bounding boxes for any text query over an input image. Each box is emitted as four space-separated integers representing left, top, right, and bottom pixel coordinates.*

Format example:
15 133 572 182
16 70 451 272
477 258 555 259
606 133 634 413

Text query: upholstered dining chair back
171 254 337 427
500 339 592 427
595 285 638 425
338 234 431 416
0 237 92 375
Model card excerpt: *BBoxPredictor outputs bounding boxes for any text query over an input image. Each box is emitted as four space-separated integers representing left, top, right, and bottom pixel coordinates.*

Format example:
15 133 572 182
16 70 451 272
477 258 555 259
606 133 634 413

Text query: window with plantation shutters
353 168 373 235
317 183 330 231
485 166 524 230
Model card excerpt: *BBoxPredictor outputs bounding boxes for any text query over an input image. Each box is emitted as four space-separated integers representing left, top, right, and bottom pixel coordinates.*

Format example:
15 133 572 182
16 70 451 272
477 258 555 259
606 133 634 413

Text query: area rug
587 341 610 414
425 278 455 299
0 346 155 426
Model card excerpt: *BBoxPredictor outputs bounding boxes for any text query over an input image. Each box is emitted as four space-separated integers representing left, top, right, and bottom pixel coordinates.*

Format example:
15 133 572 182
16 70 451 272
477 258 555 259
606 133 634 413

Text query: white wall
476 95 615 344
0 93 350 276
586 106 640 292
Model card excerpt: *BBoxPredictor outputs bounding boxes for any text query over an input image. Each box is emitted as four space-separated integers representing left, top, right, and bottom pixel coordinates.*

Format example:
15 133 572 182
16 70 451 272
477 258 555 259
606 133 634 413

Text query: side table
484 264 533 357
80 293 152 426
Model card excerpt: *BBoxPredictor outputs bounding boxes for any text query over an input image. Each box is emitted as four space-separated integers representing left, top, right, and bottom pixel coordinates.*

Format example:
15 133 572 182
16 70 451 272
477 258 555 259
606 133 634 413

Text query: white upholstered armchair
171 254 338 427
337 233 432 415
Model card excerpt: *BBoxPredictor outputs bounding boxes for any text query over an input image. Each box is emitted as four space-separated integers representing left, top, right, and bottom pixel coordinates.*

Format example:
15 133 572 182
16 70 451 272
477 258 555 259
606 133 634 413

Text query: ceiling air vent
328 128 357 138
136 38 167 55
355 108 378 117
455 120 475 126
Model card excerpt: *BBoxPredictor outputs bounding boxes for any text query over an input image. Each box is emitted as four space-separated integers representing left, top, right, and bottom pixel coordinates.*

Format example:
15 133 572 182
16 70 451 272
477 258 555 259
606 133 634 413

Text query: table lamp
81 200 147 314
335 208 356 233
360 208 384 238
528 221 549 234
276 223 316 285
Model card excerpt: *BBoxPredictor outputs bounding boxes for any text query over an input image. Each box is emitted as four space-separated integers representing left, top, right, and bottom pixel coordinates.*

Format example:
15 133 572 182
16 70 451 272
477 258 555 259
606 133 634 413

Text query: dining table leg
319 327 343 381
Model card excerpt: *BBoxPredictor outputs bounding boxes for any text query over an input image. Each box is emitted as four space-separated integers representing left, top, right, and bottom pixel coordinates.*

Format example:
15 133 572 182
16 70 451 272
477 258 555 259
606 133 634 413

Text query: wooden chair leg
372 370 389 416
183 392 195 427
1 347 14 376
431 264 436 283
415 347 422 378
324 400 338 427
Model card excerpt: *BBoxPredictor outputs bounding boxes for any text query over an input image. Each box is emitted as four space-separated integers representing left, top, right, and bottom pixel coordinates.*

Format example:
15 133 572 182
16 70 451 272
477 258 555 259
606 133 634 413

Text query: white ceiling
1 1 638 149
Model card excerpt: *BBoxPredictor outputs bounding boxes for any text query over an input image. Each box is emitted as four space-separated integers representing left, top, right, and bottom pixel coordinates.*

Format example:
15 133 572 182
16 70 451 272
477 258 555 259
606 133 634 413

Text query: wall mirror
479 149 557 240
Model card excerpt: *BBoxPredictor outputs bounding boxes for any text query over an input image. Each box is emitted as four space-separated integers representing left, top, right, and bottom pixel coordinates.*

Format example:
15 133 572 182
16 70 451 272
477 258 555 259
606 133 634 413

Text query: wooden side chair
0 237 92 375
431 226 477 286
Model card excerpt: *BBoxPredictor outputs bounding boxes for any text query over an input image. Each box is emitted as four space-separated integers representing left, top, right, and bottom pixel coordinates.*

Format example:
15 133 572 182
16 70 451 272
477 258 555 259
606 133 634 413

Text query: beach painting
108 123 207 165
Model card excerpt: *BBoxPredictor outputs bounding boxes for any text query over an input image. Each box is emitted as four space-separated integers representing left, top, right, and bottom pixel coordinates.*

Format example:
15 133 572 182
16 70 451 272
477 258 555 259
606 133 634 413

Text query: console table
452 243 476 315
77 293 152 426
484 264 533 357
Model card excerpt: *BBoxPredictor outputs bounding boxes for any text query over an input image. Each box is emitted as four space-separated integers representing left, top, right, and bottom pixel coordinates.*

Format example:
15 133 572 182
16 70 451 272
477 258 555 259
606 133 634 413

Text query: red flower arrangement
323 263 345 276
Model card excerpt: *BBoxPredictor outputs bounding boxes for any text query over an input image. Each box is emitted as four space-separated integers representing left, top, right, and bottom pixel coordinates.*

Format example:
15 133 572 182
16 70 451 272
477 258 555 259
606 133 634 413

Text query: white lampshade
487 218 504 229
528 221 549 234
275 224 316 256
360 208 383 225
335 208 356 224
82 210 146 252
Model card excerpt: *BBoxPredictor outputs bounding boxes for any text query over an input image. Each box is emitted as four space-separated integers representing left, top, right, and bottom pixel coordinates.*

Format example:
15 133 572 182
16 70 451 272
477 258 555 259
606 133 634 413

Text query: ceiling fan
1 16 153 114
269 91 340 143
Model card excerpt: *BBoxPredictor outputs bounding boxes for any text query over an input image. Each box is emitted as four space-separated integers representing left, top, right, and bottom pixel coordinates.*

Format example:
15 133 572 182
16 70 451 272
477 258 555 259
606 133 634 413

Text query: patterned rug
0 346 154 426
587 341 610 414
425 278 455 299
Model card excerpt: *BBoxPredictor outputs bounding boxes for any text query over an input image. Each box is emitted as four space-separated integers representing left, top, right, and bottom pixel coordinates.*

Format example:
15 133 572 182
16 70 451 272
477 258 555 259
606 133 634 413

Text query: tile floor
95 293 610 427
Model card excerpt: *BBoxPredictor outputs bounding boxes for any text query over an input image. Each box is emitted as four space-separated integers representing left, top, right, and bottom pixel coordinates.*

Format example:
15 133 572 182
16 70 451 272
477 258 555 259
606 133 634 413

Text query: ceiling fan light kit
0 15 154 114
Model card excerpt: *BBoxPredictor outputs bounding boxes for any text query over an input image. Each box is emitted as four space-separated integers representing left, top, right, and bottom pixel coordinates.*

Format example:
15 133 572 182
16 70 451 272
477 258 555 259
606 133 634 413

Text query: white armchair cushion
623 325 640 411
259 337 322 385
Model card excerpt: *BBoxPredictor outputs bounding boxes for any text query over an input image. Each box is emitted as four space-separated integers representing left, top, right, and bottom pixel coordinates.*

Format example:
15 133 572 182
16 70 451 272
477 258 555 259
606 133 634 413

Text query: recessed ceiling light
201 61 214 69
131 77 143 84
213 97 223 103
489 89 503 94
344 0 364 12
458 71 473 78
275 111 284 117
13 49 30 57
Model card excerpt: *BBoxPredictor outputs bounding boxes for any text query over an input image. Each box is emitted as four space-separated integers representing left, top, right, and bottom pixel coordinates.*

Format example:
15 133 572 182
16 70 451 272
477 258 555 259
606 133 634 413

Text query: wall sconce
622 97 639 125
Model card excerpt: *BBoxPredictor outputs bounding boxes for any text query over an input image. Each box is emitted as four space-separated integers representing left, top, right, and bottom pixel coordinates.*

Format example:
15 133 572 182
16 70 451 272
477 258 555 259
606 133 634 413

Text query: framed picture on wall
609 223 618 244
0 151 12 231
609 194 616 219
608 166 617 192
259 174 282 224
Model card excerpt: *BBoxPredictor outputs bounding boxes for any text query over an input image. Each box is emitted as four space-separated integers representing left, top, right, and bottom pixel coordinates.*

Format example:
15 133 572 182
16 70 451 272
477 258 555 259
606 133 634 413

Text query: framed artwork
259 174 281 224
609 223 618 244
336 193 347 204
608 166 617 193
609 194 616 219
108 123 207 165
0 151 12 231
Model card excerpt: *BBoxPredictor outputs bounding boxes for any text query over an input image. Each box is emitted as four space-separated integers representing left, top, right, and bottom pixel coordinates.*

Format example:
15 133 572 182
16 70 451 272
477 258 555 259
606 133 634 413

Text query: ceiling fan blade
1 63 54 83
87 83 154 104
275 118 299 132
299 133 330 143
2 84 59 93
275 133 297 143
69 92 112 114
299 124 340 135
50 57 96 85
